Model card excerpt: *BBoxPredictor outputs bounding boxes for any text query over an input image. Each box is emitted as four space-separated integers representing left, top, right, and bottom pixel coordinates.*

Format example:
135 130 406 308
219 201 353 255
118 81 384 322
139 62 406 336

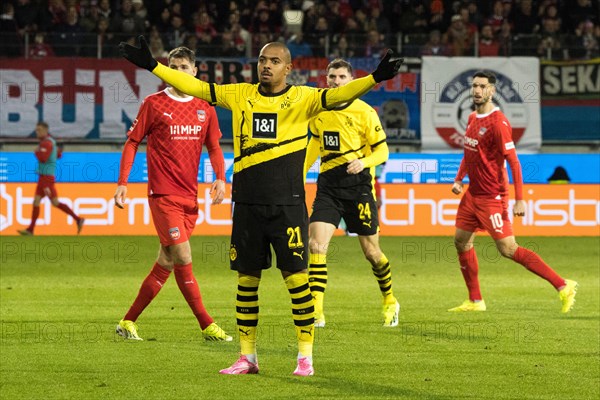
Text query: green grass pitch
1 235 598 399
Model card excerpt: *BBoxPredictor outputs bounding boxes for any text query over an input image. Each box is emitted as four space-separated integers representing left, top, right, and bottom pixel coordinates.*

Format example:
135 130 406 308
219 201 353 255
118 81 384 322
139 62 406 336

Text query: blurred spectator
363 29 385 58
184 34 200 56
287 32 313 59
29 32 55 58
48 0 68 26
444 14 472 56
330 34 355 58
155 7 171 32
15 0 45 34
306 16 330 57
497 19 513 56
147 25 167 58
193 11 218 52
537 17 565 60
421 29 450 56
230 23 250 56
164 14 189 49
132 0 148 23
111 0 145 36
325 0 345 34
513 0 539 34
569 20 599 59
429 1 445 32
479 24 500 56
399 3 429 34
566 0 597 32
52 5 85 56
97 0 112 20
0 3 22 57
80 3 100 32
486 0 505 34
218 29 245 57
83 16 115 58
466 1 483 27
459 6 478 38
501 0 514 21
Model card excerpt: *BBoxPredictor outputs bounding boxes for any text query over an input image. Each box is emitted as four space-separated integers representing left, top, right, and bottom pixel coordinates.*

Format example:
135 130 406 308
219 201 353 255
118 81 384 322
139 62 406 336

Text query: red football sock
174 263 213 329
513 247 565 290
57 202 80 220
124 263 171 321
458 248 482 301
27 206 40 232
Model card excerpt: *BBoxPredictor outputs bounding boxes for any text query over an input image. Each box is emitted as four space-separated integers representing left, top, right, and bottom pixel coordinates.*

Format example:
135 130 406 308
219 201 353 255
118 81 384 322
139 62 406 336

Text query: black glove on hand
118 36 158 71
371 50 404 83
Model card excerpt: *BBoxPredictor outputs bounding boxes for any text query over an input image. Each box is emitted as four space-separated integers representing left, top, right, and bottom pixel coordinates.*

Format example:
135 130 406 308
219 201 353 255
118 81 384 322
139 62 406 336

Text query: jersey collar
258 84 292 97
476 106 500 118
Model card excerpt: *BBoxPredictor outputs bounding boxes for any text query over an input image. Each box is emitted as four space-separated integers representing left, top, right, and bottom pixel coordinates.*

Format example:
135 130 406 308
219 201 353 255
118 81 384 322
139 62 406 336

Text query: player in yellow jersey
119 36 403 376
304 59 400 329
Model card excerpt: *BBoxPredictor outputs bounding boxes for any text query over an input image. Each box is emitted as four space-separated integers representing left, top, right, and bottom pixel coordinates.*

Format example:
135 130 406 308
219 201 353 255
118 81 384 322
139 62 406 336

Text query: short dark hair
327 59 353 76
36 121 49 129
473 70 496 84
167 47 196 65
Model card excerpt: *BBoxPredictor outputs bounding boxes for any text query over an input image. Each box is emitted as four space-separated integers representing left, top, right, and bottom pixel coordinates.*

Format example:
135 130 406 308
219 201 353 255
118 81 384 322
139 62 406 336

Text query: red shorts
455 191 513 240
35 175 57 198
148 194 198 246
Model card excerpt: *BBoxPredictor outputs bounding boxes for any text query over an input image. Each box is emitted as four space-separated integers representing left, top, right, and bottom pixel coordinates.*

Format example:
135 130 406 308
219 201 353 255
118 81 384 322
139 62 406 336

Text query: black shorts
310 190 379 236
230 203 308 272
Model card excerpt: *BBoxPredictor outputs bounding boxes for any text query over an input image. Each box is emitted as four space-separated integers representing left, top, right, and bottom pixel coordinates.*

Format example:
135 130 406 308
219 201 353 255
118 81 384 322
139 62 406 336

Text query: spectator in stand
219 29 246 57
479 24 500 56
0 3 22 57
97 0 112 20
230 22 250 55
148 27 168 58
343 16 364 57
15 0 44 35
459 6 478 39
164 14 189 49
52 5 85 56
444 14 472 56
80 3 100 32
306 16 330 57
421 29 450 56
537 17 565 60
513 0 539 34
498 19 513 56
48 0 67 26
486 0 505 34
429 0 445 32
193 11 218 54
566 0 598 32
131 0 149 26
366 8 391 42
111 0 146 38
29 32 55 58
399 3 429 35
83 16 115 58
569 20 599 59
287 32 313 59
324 0 345 34
330 34 355 58
364 29 385 58
467 1 483 28
501 0 514 22
154 7 171 32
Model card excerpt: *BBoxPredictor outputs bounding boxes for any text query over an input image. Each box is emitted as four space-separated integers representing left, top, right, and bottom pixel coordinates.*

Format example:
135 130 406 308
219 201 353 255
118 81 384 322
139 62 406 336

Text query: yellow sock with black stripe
236 274 260 357
371 254 395 304
308 253 327 317
285 272 314 358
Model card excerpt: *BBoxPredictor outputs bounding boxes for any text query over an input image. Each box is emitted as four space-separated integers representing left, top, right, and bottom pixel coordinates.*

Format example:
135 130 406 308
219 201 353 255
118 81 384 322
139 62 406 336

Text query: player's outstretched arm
119 36 212 102
325 50 404 108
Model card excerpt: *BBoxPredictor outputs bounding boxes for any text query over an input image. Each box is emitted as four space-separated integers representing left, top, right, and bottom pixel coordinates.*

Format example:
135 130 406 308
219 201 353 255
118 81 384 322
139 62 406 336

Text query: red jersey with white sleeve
118 89 225 198
459 107 523 200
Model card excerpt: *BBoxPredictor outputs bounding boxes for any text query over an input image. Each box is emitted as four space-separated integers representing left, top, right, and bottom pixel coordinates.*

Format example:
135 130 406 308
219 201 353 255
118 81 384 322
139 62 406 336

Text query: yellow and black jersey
213 83 326 204
306 99 389 199
152 63 379 205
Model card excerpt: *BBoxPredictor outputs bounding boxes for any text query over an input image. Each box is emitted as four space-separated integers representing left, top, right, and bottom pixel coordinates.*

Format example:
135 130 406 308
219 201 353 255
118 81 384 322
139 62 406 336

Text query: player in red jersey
113 46 232 341
449 70 578 313
18 121 84 236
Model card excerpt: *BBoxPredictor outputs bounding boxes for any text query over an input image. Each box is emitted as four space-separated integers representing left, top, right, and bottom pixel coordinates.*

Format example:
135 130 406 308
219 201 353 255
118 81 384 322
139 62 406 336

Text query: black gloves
371 50 404 83
118 36 158 72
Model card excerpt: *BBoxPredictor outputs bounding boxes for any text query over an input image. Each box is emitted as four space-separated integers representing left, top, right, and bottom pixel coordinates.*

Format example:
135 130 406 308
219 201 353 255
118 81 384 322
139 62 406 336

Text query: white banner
421 57 541 151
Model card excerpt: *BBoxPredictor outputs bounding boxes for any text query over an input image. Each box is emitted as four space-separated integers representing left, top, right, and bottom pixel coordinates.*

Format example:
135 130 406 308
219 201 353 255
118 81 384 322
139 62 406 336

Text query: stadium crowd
0 0 598 60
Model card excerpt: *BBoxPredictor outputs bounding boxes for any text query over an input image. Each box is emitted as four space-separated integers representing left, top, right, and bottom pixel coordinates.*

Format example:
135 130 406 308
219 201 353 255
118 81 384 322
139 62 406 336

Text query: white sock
244 353 257 364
